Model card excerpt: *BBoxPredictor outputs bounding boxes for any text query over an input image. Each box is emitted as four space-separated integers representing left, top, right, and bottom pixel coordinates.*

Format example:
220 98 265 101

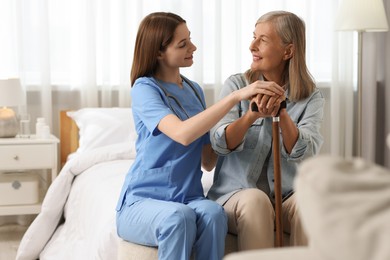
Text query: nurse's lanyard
154 75 206 119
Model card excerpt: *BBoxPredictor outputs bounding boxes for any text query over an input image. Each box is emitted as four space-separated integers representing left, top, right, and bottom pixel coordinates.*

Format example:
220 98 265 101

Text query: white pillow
67 108 137 154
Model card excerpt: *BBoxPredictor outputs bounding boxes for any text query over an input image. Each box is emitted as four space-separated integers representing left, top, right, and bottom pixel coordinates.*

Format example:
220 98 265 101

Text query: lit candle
0 107 19 137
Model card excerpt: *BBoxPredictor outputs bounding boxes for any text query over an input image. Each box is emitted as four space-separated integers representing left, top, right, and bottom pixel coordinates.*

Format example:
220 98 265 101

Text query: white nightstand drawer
0 173 40 206
0 135 59 216
0 144 55 170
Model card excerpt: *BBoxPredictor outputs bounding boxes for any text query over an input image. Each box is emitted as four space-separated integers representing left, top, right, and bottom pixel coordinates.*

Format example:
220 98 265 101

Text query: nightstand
0 135 59 216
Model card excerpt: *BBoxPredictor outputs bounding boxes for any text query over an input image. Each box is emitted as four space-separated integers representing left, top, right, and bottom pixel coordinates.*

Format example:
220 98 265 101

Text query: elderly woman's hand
250 93 285 118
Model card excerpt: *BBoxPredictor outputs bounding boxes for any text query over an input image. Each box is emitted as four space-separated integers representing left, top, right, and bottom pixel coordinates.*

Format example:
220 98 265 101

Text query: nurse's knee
162 205 197 235
199 201 228 229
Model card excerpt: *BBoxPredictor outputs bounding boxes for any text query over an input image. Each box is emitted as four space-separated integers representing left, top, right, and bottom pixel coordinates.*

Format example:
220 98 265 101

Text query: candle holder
0 79 25 138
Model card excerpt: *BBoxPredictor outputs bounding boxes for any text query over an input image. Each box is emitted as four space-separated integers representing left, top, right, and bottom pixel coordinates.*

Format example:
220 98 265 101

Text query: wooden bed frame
60 111 79 167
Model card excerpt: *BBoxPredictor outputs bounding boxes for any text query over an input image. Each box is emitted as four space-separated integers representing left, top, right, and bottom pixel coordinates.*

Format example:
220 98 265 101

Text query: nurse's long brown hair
130 12 186 86
245 11 315 101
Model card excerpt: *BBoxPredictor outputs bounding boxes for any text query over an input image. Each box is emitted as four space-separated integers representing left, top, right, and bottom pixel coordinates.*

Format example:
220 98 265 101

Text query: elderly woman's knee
236 189 274 215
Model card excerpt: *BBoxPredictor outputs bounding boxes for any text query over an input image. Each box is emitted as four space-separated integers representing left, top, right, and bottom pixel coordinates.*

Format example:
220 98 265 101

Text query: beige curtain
2 0 338 148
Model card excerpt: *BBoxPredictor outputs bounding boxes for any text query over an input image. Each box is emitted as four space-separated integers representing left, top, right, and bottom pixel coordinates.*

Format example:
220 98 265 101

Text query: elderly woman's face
249 21 289 79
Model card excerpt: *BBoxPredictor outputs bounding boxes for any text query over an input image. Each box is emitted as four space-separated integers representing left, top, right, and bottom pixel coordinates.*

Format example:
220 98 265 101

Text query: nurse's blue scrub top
116 76 210 211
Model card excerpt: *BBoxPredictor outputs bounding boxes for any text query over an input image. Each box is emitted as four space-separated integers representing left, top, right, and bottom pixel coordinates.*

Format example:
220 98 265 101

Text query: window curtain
364 0 390 167
332 0 390 166
331 31 355 159
330 32 389 164
1 3 336 96
7 0 378 162
362 32 388 165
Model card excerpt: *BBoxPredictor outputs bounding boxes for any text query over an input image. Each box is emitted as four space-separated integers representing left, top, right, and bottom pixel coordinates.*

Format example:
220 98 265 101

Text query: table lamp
0 78 25 138
335 0 389 157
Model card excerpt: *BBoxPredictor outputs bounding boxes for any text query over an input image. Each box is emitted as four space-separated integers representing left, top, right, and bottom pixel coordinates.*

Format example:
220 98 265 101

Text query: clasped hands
249 81 286 118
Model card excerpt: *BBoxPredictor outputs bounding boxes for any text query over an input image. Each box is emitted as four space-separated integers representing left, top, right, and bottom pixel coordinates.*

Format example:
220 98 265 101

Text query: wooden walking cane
272 102 284 247
252 99 286 248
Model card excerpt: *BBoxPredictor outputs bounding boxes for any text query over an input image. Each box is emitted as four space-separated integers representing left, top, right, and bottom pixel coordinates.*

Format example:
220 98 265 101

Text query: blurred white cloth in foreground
225 154 390 260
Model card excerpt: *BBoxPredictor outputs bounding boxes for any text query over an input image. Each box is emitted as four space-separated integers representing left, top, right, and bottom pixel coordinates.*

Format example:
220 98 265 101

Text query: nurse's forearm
158 80 277 146
158 91 242 146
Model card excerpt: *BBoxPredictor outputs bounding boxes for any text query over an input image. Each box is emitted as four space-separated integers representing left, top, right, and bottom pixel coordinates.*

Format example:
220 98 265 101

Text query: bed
16 107 216 260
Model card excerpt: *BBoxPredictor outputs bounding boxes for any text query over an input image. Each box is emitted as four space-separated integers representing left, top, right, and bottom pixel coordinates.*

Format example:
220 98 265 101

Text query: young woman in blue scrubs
115 12 279 260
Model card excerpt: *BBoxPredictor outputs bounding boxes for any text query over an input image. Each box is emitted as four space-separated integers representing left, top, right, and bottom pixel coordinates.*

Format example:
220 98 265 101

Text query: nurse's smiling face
159 23 197 69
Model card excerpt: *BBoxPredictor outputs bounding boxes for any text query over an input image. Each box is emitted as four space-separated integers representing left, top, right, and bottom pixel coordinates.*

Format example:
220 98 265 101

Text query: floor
0 215 34 260
0 224 27 260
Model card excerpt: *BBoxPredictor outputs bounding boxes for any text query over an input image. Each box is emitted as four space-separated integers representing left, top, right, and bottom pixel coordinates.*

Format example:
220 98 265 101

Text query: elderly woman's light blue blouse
207 73 325 205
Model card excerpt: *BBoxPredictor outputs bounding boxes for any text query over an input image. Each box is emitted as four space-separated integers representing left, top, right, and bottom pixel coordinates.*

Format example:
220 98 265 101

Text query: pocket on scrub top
131 163 173 200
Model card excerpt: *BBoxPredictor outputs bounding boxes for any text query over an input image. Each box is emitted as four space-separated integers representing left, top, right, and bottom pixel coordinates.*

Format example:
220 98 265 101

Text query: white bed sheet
16 143 214 260
40 159 131 260
16 143 135 260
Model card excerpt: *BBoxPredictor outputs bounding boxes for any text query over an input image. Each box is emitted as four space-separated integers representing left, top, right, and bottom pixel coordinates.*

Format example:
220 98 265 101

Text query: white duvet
16 143 215 260
16 143 135 260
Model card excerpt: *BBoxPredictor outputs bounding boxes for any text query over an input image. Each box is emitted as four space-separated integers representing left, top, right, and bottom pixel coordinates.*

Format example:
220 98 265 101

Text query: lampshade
335 0 389 32
0 78 25 107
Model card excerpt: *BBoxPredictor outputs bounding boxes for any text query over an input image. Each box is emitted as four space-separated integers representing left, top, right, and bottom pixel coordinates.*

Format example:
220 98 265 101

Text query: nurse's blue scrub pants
117 198 227 260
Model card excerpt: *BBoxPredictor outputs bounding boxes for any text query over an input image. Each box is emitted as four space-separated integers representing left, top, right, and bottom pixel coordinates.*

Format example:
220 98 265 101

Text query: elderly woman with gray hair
207 10 325 251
